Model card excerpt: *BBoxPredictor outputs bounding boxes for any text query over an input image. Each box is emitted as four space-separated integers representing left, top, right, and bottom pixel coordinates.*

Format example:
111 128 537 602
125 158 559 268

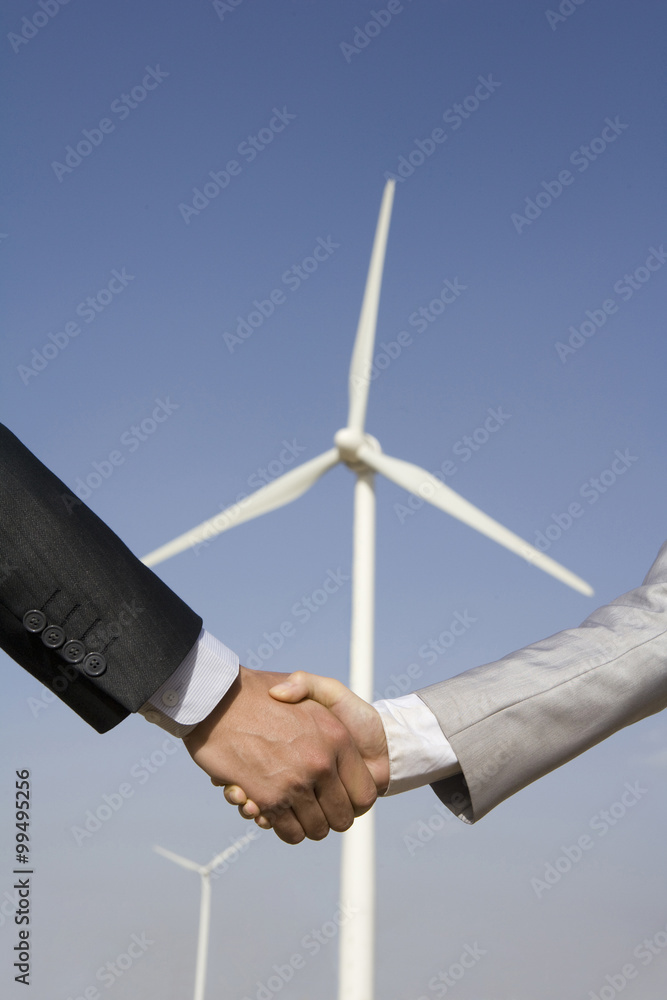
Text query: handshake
183 667 390 845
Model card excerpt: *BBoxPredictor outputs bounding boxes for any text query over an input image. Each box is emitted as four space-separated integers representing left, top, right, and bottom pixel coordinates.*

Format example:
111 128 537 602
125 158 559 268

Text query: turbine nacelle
334 428 381 469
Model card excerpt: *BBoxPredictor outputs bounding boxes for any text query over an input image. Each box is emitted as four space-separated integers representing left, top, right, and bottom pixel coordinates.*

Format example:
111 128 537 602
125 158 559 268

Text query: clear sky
1 1 666 998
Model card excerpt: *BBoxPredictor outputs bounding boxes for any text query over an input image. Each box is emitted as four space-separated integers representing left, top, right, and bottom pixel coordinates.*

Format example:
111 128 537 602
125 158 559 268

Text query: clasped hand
183 667 389 845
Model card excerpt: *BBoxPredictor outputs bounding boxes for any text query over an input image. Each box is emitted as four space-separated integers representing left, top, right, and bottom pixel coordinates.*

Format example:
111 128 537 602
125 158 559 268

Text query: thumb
269 671 348 710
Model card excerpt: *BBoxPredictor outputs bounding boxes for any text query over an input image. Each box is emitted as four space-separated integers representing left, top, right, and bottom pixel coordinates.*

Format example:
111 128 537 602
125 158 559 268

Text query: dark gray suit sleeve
417 541 667 823
0 423 202 733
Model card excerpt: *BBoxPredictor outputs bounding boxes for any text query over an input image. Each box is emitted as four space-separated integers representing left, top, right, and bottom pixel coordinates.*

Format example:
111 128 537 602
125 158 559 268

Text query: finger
269 671 349 709
333 740 378 819
222 780 324 838
306 703 378 820
223 784 248 806
255 815 272 829
312 774 356 832
289 790 333 841
221 784 260 819
269 807 308 845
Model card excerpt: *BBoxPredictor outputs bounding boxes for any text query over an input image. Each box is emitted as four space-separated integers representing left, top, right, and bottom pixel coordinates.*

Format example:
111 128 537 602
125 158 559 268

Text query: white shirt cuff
138 628 239 738
373 693 460 794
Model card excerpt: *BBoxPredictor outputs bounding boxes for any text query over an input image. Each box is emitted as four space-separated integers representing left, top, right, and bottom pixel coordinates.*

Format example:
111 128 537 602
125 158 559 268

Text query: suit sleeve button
23 610 47 633
41 625 66 649
61 640 86 664
82 652 107 677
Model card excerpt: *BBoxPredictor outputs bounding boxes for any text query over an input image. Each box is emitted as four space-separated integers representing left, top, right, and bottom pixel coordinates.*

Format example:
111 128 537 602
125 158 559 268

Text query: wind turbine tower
143 181 592 1000
154 832 258 1000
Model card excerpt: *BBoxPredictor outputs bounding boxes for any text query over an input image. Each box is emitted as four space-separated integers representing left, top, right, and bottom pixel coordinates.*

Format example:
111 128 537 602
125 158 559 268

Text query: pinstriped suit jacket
0 424 201 733
419 540 667 822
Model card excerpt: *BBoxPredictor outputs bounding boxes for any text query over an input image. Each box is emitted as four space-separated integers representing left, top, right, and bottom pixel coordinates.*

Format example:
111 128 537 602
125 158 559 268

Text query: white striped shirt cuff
139 628 239 738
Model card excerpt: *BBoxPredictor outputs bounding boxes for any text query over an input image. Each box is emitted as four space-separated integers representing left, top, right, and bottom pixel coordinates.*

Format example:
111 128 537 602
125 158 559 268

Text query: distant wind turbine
154 832 257 1000
143 180 592 1000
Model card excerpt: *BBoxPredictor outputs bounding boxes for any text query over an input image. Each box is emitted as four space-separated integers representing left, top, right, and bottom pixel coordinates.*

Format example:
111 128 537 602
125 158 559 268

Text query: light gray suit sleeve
417 540 667 823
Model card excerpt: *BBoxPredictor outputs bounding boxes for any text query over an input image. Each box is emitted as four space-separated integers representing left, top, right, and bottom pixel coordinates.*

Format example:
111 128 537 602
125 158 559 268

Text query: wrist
183 666 245 751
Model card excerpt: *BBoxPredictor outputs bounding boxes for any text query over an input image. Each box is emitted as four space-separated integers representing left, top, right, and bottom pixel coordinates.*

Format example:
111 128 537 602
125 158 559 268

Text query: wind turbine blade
204 831 258 875
142 448 340 567
357 447 594 597
153 845 203 873
347 180 396 433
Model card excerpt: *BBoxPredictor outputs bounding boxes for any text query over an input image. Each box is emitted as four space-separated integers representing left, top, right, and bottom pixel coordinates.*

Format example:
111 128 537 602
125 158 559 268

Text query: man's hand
222 672 390 834
183 666 377 845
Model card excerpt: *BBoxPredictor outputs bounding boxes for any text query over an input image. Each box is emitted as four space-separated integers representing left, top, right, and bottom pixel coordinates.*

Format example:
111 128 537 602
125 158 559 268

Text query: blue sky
1 1 667 998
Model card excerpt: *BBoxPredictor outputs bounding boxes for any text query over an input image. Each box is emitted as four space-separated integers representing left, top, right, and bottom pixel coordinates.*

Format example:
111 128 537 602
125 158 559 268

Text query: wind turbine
142 179 593 1000
154 832 258 1000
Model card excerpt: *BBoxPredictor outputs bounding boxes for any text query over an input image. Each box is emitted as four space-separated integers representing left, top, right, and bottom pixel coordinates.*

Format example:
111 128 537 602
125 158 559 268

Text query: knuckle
261 801 289 825
277 825 305 845
285 779 310 803
356 787 378 813
311 754 335 782
330 813 354 833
